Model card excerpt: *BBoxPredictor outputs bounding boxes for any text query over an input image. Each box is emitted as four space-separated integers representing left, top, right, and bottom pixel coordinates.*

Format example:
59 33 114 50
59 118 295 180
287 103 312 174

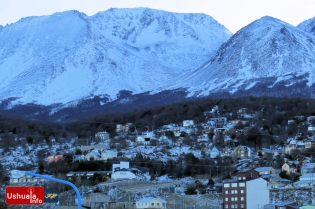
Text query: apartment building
223 170 269 209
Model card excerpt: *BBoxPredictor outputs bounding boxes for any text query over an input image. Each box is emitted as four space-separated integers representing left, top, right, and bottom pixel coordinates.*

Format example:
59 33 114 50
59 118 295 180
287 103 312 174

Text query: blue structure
25 171 82 209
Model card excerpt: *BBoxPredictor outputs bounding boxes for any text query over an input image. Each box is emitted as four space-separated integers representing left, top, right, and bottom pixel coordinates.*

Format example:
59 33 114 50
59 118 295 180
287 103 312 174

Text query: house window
231 205 235 208
225 205 229 209
235 205 238 208
231 190 234 194
152 203 154 206
241 190 244 193
241 204 244 208
238 177 241 180
231 197 234 201
239 183 245 187
225 190 229 194
225 198 228 201
157 203 160 206
224 184 230 188
234 190 238 194
241 197 244 201
232 183 237 187
242 177 245 180
235 197 238 201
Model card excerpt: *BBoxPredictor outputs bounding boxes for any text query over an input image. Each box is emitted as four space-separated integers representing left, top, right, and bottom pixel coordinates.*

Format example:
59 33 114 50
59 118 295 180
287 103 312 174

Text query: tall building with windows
222 169 269 209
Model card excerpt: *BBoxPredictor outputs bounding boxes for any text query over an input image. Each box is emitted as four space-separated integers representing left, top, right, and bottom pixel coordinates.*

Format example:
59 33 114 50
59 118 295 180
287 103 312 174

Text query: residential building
66 171 111 180
197 133 210 142
116 124 130 133
267 174 291 189
130 165 150 176
232 145 251 159
124 152 136 159
255 167 276 175
112 161 130 173
304 141 315 149
95 131 110 142
301 163 315 175
83 193 110 207
260 148 274 157
47 155 63 163
183 120 195 127
73 154 85 162
282 162 298 175
136 197 167 209
307 116 315 124
237 169 260 181
223 177 269 209
207 117 227 128
136 132 155 145
210 146 223 158
308 126 315 132
85 150 101 161
101 149 117 161
264 201 298 209
10 170 46 184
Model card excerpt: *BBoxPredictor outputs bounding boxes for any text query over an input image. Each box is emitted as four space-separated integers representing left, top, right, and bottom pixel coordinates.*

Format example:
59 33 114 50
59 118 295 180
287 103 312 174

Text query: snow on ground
156 175 173 183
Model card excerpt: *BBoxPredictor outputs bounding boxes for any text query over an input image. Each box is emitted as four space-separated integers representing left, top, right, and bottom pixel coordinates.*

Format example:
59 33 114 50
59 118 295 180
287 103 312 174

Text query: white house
136 132 155 145
85 150 101 161
136 197 167 209
183 120 195 127
254 167 276 175
124 152 137 159
95 131 110 142
10 170 47 184
112 161 130 173
101 149 117 161
197 133 209 142
210 146 223 158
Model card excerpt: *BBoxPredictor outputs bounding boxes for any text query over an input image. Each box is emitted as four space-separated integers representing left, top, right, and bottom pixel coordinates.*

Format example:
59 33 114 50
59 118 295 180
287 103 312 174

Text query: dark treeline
0 96 315 141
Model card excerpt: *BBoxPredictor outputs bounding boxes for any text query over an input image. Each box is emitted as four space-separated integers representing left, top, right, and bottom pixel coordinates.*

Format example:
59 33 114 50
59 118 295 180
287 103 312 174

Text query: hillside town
2 103 315 209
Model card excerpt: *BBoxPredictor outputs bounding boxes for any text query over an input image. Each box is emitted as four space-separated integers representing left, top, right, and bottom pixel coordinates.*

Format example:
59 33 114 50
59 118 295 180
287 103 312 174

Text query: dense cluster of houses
8 105 315 208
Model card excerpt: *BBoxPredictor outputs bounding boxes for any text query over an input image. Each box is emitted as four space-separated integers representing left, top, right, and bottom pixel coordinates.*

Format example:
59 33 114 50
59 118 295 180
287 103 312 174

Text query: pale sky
0 0 314 33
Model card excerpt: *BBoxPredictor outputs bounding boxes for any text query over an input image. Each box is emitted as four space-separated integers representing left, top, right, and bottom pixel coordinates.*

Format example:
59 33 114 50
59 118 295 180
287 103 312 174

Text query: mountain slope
0 8 232 107
297 17 315 36
172 16 315 98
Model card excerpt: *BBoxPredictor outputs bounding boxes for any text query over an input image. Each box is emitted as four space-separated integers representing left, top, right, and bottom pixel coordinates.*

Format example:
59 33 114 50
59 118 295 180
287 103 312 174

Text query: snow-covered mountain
1 9 315 121
171 16 315 98
298 17 315 36
0 8 231 108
